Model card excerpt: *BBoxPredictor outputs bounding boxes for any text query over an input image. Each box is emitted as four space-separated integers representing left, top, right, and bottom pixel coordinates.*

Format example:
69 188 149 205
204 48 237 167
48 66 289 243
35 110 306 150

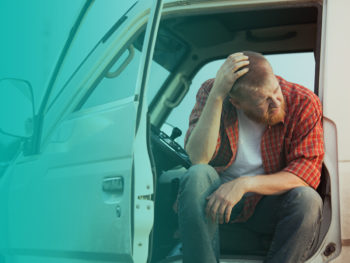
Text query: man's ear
229 96 242 109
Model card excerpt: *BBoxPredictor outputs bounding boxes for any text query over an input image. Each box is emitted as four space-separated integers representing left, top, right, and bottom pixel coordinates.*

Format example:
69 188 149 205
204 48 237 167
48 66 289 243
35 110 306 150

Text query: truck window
80 40 171 110
79 43 143 109
48 1 139 111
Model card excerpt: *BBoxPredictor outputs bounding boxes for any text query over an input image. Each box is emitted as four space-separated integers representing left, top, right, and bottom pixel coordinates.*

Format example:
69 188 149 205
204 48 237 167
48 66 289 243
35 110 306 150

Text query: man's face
233 74 286 126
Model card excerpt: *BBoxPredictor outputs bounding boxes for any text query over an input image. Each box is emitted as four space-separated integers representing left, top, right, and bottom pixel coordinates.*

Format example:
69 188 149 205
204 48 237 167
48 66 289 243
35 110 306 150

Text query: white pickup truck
0 0 348 262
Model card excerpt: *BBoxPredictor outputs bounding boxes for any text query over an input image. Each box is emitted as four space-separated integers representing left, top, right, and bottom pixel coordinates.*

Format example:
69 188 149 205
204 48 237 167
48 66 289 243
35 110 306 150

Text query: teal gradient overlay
0 0 152 262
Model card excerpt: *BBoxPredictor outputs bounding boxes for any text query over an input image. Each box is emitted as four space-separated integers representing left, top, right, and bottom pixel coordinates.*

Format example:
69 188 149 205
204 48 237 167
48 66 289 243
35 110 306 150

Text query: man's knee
180 164 220 191
282 186 323 225
179 164 220 208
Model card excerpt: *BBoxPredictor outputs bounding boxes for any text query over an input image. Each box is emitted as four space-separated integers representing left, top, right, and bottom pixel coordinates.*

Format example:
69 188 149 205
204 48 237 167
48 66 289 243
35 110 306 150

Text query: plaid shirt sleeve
283 92 324 189
184 79 222 160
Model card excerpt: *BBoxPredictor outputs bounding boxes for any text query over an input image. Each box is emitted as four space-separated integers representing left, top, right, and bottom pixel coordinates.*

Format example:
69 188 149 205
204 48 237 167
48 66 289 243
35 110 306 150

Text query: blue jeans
178 164 323 263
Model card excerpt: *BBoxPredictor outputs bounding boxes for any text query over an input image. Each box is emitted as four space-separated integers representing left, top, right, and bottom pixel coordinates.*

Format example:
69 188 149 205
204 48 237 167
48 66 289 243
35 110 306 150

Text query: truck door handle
102 176 124 193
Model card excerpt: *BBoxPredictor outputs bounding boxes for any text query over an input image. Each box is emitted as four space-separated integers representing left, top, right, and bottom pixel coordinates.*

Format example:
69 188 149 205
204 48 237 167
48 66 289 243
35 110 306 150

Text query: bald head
229 51 273 100
227 51 285 125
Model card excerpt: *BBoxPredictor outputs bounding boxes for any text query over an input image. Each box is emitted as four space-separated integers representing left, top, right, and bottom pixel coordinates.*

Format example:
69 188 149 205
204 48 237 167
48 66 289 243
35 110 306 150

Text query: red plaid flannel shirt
184 76 324 222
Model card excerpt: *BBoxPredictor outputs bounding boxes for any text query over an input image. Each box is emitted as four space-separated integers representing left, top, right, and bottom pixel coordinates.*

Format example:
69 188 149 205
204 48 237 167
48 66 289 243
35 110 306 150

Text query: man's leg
178 164 222 263
245 186 323 263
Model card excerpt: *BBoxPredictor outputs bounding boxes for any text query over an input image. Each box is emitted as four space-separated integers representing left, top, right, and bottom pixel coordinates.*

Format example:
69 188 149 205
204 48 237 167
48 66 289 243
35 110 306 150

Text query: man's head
229 51 286 126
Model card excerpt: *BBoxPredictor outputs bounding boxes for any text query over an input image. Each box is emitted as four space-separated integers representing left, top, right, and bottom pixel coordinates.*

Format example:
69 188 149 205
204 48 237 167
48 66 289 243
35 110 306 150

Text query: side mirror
0 78 35 138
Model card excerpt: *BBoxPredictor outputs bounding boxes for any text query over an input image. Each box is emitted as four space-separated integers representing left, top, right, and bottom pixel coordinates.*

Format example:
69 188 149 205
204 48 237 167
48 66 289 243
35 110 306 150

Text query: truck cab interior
137 1 336 262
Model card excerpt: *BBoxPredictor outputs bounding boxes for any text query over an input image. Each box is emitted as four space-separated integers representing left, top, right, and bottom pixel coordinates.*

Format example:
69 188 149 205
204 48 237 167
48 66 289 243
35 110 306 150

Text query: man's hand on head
211 52 249 101
205 177 248 224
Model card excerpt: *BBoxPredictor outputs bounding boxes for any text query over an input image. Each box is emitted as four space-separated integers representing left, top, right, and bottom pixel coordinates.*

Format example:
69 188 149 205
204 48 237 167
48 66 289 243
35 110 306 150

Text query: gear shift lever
170 127 182 140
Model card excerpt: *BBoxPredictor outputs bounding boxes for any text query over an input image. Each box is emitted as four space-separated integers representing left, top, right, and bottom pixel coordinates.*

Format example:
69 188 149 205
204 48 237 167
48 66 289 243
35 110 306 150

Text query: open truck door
0 0 163 262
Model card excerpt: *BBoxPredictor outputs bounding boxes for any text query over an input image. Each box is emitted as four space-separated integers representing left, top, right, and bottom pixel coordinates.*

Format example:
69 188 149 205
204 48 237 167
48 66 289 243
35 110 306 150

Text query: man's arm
243 171 308 195
185 53 249 164
185 93 224 164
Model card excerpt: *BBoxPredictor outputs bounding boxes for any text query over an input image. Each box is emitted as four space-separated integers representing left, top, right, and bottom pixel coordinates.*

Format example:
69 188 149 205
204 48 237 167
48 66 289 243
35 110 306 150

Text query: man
178 51 324 263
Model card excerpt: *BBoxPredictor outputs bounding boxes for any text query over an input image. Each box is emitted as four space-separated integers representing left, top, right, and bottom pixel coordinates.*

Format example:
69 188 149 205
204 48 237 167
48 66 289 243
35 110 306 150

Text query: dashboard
150 125 191 173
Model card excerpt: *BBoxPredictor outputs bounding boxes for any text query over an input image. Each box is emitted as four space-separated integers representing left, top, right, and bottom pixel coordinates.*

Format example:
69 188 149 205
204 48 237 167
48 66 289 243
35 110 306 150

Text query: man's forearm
242 171 309 195
185 53 250 164
185 93 223 164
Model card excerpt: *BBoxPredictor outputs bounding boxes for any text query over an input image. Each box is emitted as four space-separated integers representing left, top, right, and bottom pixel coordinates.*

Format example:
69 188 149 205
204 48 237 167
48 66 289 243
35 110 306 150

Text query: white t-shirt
220 109 266 183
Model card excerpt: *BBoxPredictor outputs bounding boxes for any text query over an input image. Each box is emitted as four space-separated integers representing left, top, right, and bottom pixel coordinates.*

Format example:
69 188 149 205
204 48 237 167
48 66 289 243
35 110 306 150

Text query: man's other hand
205 177 247 224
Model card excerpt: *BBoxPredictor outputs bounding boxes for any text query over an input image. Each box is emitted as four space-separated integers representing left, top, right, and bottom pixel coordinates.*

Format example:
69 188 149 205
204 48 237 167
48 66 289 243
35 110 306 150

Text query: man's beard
244 100 286 126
